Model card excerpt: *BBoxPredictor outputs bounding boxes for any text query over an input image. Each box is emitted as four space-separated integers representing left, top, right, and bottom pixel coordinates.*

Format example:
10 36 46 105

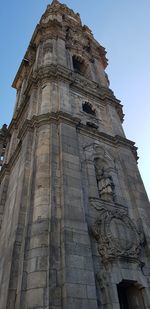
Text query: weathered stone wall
0 1 150 308
0 112 150 308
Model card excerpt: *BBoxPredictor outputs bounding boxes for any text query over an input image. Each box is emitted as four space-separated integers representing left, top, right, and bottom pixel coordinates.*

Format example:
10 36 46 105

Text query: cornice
0 112 138 183
25 64 124 114
10 65 124 132
17 112 81 141
12 43 36 89
77 122 138 160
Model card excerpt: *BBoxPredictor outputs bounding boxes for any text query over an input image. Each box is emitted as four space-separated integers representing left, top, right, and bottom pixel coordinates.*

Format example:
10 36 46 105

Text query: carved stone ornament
92 206 144 263
96 271 110 289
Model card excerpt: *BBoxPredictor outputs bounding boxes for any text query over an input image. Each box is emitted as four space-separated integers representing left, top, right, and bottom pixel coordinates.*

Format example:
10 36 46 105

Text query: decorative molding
46 1 81 24
12 63 124 124
96 271 110 289
90 197 127 212
83 134 138 162
3 112 137 176
0 112 138 183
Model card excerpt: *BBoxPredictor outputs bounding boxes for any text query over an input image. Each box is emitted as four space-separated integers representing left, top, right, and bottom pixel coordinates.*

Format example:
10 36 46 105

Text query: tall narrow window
72 55 85 75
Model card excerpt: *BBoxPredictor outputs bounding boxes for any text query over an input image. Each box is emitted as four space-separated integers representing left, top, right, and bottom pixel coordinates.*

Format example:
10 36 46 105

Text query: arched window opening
82 102 96 116
72 55 86 75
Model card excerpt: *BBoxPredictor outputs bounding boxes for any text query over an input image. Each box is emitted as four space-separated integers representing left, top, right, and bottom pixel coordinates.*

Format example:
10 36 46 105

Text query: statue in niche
95 158 115 202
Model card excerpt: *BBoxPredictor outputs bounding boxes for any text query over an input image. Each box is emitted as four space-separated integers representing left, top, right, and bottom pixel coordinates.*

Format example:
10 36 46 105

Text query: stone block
64 230 90 245
26 257 37 273
30 233 48 249
36 256 48 271
63 297 98 309
65 267 95 285
86 285 97 300
26 247 48 259
27 271 47 289
64 175 81 189
49 286 61 306
64 204 84 221
26 288 44 307
63 220 88 232
65 240 91 258
66 254 93 271
34 189 50 206
31 220 49 236
63 167 81 179
63 283 87 299
62 153 79 164
33 205 49 222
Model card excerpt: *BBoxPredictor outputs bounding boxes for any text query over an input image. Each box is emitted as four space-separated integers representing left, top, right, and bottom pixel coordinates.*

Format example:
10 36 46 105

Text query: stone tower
0 1 150 308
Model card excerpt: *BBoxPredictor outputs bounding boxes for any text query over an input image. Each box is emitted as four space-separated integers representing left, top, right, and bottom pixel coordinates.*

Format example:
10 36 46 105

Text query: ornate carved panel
91 201 144 264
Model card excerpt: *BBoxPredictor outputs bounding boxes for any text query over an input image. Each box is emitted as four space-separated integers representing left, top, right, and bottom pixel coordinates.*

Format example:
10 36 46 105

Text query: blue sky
0 0 150 199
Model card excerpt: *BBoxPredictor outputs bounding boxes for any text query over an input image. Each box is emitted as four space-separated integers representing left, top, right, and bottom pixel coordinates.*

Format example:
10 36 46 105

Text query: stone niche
84 143 118 202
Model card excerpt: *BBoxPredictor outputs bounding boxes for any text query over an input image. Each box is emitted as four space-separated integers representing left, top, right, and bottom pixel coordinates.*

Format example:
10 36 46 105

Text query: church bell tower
0 1 150 308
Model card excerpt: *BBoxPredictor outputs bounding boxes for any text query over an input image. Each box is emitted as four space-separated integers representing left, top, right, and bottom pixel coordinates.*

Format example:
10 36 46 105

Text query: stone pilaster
59 122 98 309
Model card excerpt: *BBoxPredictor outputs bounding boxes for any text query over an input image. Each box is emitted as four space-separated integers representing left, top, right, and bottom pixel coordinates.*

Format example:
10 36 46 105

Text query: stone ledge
0 112 138 184
11 64 124 124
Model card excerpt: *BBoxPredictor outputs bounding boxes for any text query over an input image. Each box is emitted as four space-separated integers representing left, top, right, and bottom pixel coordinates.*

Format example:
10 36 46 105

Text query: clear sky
0 0 150 199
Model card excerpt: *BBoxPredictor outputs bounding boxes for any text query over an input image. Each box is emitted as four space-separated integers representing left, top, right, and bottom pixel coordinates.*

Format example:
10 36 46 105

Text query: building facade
0 0 150 308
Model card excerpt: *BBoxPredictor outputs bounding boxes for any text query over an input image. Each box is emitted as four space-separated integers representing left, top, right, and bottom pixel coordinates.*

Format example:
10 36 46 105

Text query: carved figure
95 162 115 202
